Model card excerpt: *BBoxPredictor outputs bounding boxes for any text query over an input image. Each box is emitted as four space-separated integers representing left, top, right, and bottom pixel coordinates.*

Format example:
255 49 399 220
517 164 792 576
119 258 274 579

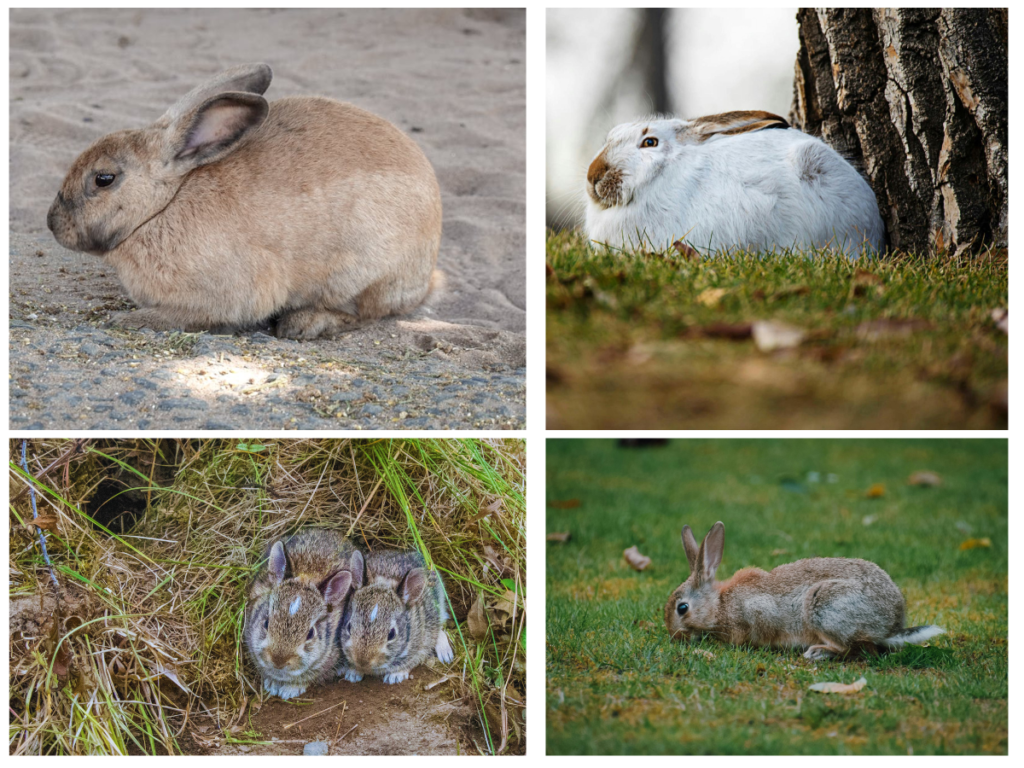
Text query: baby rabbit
245 528 358 699
664 522 945 660
47 63 442 339
585 111 885 257
338 549 454 684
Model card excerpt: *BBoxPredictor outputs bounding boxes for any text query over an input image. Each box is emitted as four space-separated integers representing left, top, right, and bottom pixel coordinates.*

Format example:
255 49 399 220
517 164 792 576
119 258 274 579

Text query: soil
197 672 481 756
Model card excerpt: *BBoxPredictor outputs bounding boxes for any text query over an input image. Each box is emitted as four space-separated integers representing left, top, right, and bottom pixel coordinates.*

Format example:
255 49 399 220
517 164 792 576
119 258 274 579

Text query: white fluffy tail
882 625 946 647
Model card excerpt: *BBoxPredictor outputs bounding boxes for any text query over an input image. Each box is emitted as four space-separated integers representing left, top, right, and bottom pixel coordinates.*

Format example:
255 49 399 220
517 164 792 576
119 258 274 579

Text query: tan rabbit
46 63 442 339
244 529 358 699
664 522 945 659
338 549 454 684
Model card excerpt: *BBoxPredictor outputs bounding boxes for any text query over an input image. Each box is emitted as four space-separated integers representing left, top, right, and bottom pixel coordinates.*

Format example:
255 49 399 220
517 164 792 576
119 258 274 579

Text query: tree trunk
790 8 1007 255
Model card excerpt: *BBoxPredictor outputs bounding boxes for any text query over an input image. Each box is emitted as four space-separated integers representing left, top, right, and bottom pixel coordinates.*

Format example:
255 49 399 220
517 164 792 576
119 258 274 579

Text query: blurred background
547 7 798 229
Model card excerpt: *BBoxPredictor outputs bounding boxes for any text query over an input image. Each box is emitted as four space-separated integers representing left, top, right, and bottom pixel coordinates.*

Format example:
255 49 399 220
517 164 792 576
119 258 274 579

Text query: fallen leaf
696 322 753 340
697 287 728 307
752 320 805 352
771 284 810 301
152 661 193 695
672 240 700 259
471 497 503 522
548 498 580 509
959 537 991 551
623 545 651 571
851 269 884 297
546 531 571 543
809 676 867 694
865 483 886 498
990 308 1008 334
32 511 60 533
466 595 489 641
493 588 523 621
908 471 942 487
855 318 932 341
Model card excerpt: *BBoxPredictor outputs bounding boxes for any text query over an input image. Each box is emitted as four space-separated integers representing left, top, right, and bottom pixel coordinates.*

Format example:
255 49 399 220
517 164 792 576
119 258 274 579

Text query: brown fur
46 64 442 339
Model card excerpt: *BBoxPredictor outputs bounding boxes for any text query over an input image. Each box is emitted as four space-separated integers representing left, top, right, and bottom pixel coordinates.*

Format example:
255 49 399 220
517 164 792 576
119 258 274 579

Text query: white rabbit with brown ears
664 522 945 660
47 63 443 339
585 111 885 257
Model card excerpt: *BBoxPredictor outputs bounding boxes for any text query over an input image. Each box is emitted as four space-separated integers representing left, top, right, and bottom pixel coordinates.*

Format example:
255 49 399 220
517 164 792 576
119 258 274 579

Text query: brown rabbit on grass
47 63 443 339
665 522 945 660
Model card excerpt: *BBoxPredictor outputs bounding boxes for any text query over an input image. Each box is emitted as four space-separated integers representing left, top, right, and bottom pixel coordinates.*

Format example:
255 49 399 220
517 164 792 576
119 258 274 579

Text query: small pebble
303 741 330 756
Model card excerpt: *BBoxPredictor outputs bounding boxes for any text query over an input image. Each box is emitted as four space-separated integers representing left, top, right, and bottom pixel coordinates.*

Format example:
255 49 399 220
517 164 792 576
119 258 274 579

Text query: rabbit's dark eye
387 627 396 641
641 137 659 148
677 602 689 616
263 616 269 631
306 627 316 641
95 173 116 187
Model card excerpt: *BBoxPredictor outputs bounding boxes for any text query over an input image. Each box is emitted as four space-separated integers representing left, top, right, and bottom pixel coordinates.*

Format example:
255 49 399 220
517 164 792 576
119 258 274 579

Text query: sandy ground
9 8 525 430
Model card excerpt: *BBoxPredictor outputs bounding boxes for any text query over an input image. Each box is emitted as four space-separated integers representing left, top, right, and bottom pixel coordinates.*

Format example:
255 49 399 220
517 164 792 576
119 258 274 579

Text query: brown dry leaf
990 308 1008 334
546 531 571 543
493 589 523 623
697 322 753 340
152 661 193 695
809 676 867 694
467 594 489 641
851 269 884 297
752 320 806 352
672 240 700 260
697 287 728 307
623 545 651 571
959 537 991 551
472 497 503 522
865 483 886 498
771 284 810 301
908 471 942 487
548 498 580 509
32 511 60 533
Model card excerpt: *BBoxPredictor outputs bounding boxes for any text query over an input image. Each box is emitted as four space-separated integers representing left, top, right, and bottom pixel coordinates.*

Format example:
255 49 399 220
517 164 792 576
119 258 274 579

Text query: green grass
546 230 1008 429
546 439 1007 755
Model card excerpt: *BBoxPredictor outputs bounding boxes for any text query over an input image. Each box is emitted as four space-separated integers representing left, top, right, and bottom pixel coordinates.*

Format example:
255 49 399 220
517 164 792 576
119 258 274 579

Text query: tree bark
790 8 1007 255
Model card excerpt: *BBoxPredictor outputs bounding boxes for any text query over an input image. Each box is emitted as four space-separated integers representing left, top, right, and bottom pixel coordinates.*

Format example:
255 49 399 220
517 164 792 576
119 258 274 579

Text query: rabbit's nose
587 155 608 187
270 651 295 669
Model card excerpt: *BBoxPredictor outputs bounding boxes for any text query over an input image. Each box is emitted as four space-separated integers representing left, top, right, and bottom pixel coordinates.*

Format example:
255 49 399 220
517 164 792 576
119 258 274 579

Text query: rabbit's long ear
162 63 273 124
697 522 725 583
321 570 354 608
399 568 428 606
689 111 789 142
681 525 700 574
166 92 268 170
268 540 287 584
350 550 365 590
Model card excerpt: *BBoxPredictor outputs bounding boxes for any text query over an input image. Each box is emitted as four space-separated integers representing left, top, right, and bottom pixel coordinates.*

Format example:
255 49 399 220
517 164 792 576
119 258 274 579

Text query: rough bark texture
790 8 1007 255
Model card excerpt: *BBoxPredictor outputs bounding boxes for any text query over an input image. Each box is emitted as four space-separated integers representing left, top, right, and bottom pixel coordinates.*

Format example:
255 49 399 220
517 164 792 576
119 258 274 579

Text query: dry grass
9 438 525 755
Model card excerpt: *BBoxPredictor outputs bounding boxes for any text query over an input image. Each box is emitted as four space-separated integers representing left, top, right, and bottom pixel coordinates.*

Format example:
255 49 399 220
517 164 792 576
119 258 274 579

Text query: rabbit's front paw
435 630 454 663
383 670 410 684
276 308 363 340
264 678 306 699
803 644 841 661
341 669 363 683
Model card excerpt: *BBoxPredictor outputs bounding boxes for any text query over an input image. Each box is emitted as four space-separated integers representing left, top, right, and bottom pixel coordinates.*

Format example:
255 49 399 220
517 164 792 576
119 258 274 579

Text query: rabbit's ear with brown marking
681 525 700 574
167 92 268 170
695 521 725 584
399 568 428 606
690 110 789 141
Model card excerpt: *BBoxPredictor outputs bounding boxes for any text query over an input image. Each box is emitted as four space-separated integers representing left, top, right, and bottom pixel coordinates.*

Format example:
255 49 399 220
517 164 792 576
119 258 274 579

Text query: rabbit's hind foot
276 308 364 340
803 642 846 661
383 669 411 684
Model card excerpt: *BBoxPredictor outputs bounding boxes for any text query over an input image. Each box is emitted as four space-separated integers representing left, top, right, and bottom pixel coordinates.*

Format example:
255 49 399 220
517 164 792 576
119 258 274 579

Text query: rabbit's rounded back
585 111 884 257
245 528 357 698
340 549 447 679
47 64 442 336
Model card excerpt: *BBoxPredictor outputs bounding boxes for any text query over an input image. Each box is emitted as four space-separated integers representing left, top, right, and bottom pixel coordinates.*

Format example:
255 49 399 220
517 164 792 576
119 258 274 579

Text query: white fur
883 625 947 647
289 596 301 616
585 117 885 257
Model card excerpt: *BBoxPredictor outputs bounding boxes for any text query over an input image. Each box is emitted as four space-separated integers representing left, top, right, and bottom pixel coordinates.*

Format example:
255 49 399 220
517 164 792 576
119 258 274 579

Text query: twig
344 476 383 539
425 676 451 691
331 702 348 744
12 438 87 503
335 724 358 744
282 699 346 730
20 441 59 589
